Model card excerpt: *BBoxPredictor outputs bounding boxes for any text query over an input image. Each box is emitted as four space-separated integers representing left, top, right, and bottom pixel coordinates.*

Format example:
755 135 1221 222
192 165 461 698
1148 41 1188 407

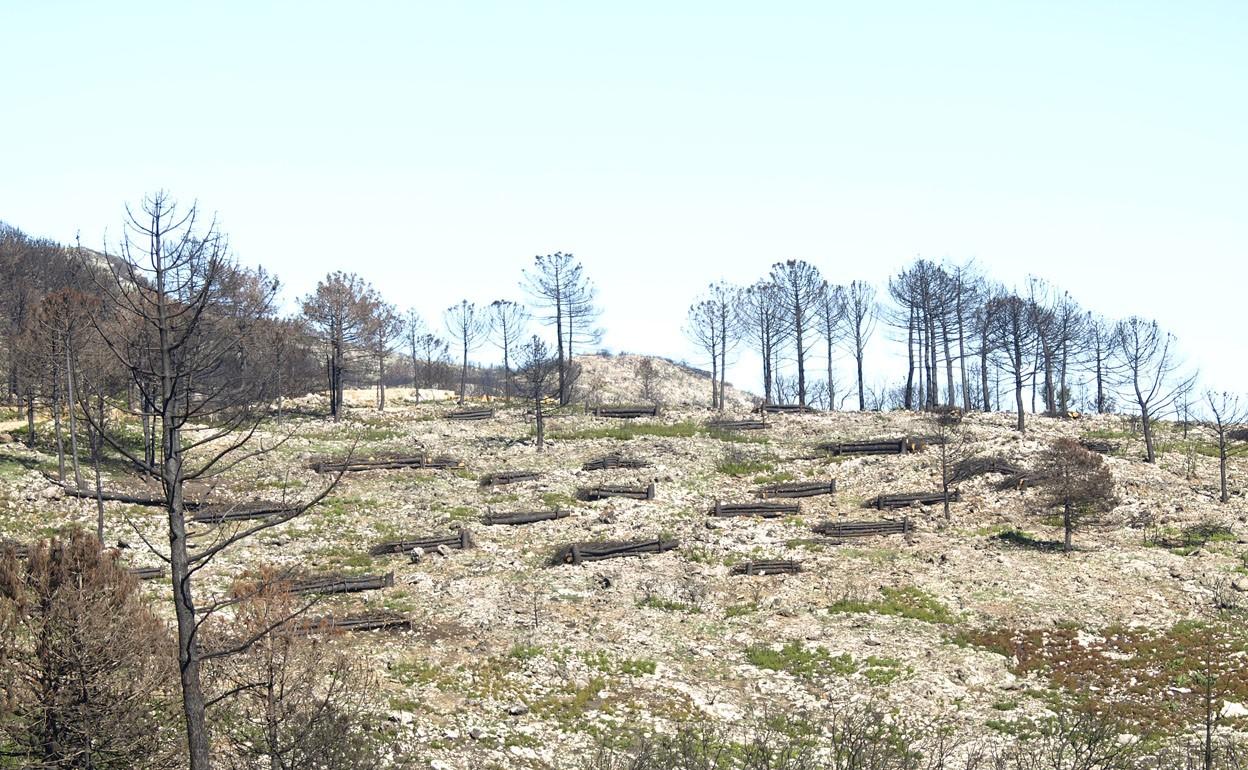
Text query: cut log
757 480 836 498
483 509 571 526
191 501 301 524
310 455 463 473
290 572 394 595
730 560 802 576
480 470 541 486
815 439 912 456
129 566 166 580
706 419 770 431
711 501 800 518
593 405 659 418
581 455 650 471
813 518 912 538
552 538 678 565
577 482 656 501
291 611 411 635
755 403 816 414
867 491 960 510
447 408 495 421
369 529 473 556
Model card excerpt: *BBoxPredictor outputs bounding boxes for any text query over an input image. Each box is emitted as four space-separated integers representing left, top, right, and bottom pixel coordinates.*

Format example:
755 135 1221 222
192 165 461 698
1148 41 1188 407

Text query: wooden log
730 560 802 576
129 566 166 580
812 518 912 538
711 500 801 518
755 403 816 414
593 405 659 418
1079 439 1119 454
577 482 656 501
44 475 203 509
757 480 836 499
447 408 495 421
815 439 909 456
290 572 394 595
191 501 300 524
483 509 571 526
581 455 650 471
706 419 770 431
369 528 473 556
480 470 541 486
310 455 463 473
867 491 960 510
551 538 678 565
291 611 411 635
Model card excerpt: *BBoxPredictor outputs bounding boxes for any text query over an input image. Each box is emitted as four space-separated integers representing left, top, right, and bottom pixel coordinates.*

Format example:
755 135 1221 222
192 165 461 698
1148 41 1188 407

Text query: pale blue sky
2 1 1245 399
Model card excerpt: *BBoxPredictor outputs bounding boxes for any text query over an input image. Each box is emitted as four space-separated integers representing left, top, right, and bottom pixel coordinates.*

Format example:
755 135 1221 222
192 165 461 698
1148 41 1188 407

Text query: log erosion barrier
866 491 960 510
757 480 836 499
483 509 571 526
711 500 801 518
812 518 912 539
577 482 656 501
369 529 473 556
731 560 802 576
552 538 678 565
582 455 650 471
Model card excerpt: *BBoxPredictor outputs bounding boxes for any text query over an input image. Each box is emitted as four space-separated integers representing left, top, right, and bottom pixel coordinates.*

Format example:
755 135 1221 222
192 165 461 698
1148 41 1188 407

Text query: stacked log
552 538 678 565
593 405 660 418
129 566 165 580
812 518 912 538
310 455 463 473
731 560 802 576
815 439 910 456
483 509 571 526
757 480 836 499
577 482 656 501
706 419 769 431
581 455 650 471
369 529 473 556
291 611 411 634
755 404 816 414
191 501 300 524
867 491 960 510
711 501 800 518
447 408 495 421
290 572 394 595
481 470 541 486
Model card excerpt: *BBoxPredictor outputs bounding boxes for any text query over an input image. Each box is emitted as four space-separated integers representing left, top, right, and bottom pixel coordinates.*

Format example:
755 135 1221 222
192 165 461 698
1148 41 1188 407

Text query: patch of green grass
715 457 774 476
745 641 909 685
994 528 1065 552
509 643 544 661
828 586 957 625
725 602 759 618
541 491 576 508
752 470 796 485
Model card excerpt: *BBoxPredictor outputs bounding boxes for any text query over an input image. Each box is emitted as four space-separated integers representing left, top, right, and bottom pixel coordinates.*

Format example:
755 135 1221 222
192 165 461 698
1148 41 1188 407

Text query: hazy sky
2 2 1245 399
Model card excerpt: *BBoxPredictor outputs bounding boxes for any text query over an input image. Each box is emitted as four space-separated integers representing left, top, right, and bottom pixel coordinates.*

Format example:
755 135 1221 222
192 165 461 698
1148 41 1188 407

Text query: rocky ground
1 354 1246 768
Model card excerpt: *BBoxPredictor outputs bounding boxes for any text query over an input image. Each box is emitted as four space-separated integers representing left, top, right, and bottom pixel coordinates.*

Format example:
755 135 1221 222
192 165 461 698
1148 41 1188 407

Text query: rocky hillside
1 360 1246 767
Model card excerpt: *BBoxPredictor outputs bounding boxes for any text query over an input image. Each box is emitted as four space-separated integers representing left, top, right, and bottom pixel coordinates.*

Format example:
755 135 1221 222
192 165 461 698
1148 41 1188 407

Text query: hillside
1 355 1246 767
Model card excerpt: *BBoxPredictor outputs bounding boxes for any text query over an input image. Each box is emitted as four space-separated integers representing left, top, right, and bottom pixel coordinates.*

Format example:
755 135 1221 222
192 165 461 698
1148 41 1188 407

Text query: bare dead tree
769 260 825 407
402 308 425 391
517 335 559 451
367 300 404 411
816 282 847 411
489 299 529 403
738 281 784 405
685 298 721 409
1204 391 1246 503
523 253 598 405
443 299 487 404
843 280 877 411
1111 317 1196 463
986 293 1038 432
1083 313 1119 414
685 283 740 410
413 332 449 392
85 192 341 770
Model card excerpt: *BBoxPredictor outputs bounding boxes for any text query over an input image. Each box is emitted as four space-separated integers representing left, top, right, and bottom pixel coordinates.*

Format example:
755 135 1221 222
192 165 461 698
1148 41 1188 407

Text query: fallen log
711 500 800 518
731 560 802 576
480 470 541 486
552 538 678 565
290 572 394 595
755 403 816 414
191 501 301 524
867 491 960 510
757 480 836 498
447 408 495 421
369 529 473 556
291 611 411 635
706 419 770 431
581 455 650 471
815 439 911 456
949 457 1023 483
483 509 571 526
813 518 912 538
129 566 165 580
593 405 659 418
310 455 463 473
577 482 656 501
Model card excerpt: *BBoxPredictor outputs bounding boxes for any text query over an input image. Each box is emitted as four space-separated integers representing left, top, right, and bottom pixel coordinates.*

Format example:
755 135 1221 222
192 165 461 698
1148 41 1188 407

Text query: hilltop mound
574 353 756 410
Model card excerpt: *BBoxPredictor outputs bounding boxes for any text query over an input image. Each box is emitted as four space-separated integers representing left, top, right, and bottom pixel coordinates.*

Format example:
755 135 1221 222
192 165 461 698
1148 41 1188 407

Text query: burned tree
517 335 559 452
301 272 379 421
1034 437 1116 552
443 299 487 404
489 299 529 402
769 260 825 407
1111 317 1196 463
816 282 846 410
367 300 404 411
402 308 425 390
523 252 599 405
738 281 784 405
843 280 877 411
986 293 1038 432
685 282 739 410
1204 390 1246 503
